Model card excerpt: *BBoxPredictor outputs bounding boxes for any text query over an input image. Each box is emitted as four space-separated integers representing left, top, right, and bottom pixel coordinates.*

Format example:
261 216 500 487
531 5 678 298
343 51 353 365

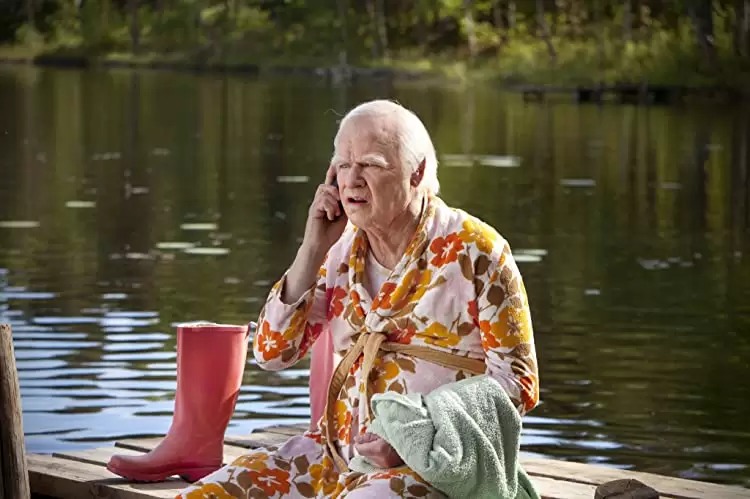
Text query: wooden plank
257 423 309 436
223 431 290 449
107 440 252 466
113 438 167 453
51 445 597 499
34 446 597 499
28 454 186 499
115 432 289 457
53 448 144 468
531 475 597 499
521 457 750 499
32 445 745 499
32 425 750 499
55 445 250 470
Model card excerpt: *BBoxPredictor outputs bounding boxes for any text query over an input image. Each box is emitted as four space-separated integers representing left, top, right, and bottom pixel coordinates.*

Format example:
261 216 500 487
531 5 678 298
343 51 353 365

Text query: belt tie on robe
324 330 487 472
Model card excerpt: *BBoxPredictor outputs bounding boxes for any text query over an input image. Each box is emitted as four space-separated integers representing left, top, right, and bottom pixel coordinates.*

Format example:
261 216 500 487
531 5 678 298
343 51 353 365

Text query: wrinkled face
331 115 419 231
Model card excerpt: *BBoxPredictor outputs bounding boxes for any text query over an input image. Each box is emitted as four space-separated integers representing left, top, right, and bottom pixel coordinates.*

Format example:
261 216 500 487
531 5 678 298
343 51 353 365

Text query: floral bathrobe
178 195 539 499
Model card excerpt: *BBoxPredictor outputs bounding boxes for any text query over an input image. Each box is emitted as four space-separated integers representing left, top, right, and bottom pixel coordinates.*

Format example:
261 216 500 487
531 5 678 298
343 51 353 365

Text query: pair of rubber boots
107 322 250 482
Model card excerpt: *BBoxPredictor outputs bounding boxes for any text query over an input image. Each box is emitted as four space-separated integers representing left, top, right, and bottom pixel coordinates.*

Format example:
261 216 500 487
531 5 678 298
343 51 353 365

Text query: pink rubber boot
107 322 249 482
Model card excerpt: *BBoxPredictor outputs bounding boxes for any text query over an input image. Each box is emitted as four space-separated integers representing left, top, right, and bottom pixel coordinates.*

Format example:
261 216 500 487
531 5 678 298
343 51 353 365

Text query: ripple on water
102 342 165 352
106 333 171 342
1 291 57 299
13 340 101 349
101 351 176 362
32 317 100 325
12 331 89 340
100 317 160 328
15 349 75 360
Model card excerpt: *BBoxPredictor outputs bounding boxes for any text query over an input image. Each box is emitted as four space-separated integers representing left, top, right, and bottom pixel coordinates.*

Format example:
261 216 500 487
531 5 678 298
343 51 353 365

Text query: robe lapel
344 195 439 339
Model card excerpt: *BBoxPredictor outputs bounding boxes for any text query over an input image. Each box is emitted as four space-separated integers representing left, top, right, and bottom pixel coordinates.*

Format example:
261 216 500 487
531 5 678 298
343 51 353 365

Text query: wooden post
0 324 30 499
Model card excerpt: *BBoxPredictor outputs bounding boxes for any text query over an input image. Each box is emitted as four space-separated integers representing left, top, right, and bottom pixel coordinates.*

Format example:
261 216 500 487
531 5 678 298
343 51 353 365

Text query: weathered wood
28 453 187 499
521 457 750 499
25 424 750 499
223 431 291 449
113 430 290 457
41 442 600 499
53 448 145 469
0 323 31 499
595 478 658 498
532 476 597 499
112 438 253 465
257 423 309 436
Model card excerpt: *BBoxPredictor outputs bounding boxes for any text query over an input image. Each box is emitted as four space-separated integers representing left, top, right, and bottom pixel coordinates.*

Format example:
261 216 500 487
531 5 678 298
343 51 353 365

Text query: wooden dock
25 423 750 499
2 324 748 499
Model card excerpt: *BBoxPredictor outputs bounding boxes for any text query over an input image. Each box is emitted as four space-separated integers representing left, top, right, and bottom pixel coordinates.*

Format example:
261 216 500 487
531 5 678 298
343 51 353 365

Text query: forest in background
1 0 750 88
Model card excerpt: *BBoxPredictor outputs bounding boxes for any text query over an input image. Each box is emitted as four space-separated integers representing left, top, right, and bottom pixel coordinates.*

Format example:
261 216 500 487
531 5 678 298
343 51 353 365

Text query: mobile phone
330 177 344 214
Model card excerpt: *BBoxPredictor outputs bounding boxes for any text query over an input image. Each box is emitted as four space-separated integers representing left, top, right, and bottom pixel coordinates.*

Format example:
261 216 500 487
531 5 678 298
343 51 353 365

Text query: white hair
336 100 440 195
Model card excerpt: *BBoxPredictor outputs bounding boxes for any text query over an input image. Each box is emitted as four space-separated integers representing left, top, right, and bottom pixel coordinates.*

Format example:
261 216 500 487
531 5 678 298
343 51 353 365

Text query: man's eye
339 164 350 169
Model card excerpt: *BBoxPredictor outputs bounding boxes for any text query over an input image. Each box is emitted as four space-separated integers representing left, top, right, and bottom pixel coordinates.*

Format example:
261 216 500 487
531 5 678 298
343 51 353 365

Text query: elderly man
140 99 539 498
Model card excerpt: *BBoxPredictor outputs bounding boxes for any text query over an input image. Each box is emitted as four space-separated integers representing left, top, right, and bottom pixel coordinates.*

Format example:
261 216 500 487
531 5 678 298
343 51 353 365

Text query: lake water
1 66 749 488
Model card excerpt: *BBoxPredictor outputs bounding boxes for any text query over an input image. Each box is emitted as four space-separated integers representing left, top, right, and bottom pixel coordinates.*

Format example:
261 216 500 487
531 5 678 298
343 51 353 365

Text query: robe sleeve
252 256 330 372
475 238 540 416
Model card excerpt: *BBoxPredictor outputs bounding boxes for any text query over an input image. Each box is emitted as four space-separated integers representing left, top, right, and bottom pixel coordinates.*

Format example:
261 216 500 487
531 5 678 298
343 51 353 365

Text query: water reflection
0 66 749 487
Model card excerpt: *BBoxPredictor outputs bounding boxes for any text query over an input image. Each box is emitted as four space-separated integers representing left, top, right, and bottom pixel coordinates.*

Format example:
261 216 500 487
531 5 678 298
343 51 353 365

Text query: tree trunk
223 0 231 29
366 0 389 58
687 0 717 67
128 0 140 53
366 0 379 58
536 0 557 60
508 1 516 30
493 0 506 44
418 1 429 49
623 0 632 42
735 0 750 56
634 0 642 38
595 0 604 82
374 0 388 59
25 0 35 27
337 0 349 64
463 0 477 59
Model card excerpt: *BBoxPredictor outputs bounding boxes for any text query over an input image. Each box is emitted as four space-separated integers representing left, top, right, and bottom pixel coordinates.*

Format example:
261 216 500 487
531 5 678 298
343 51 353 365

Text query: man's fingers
325 165 337 186
315 184 340 203
354 438 404 469
314 192 341 219
355 433 379 444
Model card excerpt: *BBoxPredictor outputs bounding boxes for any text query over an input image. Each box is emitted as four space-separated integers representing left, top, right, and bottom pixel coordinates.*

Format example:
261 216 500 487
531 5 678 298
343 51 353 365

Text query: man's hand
353 432 404 468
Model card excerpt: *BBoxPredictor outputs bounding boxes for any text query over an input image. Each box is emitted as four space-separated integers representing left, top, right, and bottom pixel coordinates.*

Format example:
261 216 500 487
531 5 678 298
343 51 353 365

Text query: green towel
350 375 540 499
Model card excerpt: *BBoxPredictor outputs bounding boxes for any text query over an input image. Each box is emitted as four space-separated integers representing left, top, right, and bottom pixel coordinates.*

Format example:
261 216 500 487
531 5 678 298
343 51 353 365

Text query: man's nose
345 164 365 186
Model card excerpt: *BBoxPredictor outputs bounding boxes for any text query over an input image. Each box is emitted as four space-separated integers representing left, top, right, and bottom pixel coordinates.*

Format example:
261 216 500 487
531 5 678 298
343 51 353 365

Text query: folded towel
350 375 539 499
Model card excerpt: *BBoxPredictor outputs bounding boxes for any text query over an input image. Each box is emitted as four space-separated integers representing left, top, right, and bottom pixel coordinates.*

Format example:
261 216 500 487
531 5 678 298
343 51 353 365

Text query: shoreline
0 48 434 82
1 47 747 104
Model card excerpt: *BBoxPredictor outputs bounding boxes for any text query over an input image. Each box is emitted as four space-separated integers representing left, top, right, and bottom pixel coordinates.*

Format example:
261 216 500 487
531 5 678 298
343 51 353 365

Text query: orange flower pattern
328 286 348 321
184 195 538 498
429 233 464 267
247 467 291 496
255 322 289 362
177 431 437 498
371 282 398 310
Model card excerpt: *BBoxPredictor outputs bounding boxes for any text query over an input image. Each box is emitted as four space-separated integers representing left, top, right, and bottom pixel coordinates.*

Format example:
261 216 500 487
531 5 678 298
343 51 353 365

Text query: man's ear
411 158 426 187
